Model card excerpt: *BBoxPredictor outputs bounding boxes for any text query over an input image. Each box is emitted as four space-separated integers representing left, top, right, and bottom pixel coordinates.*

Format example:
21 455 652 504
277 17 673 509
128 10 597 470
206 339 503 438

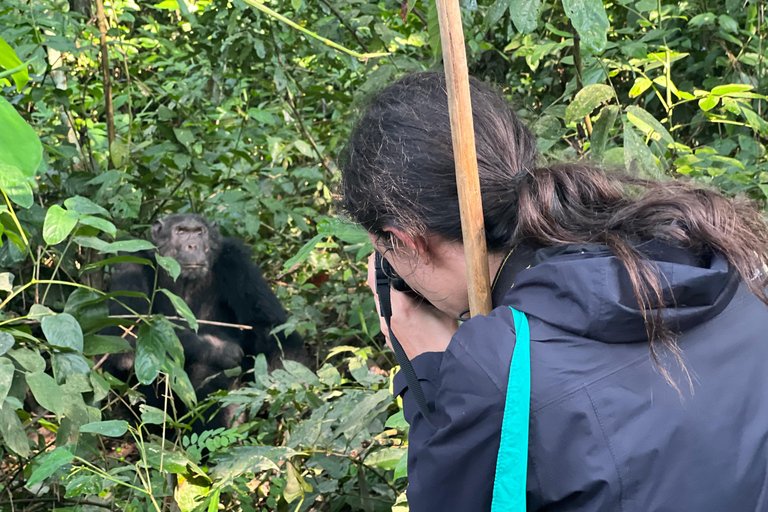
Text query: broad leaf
80 255 153 275
565 84 613 123
562 0 610 53
110 139 129 168
0 399 30 456
624 123 662 178
78 215 117 237
0 97 41 178
41 313 84 352
0 272 13 292
135 323 166 385
26 448 74 487
510 0 540 34
629 76 653 98
74 236 155 254
139 404 167 425
711 84 753 96
0 357 15 402
51 353 91 384
0 331 14 355
156 254 181 281
283 233 324 271
591 105 619 159
64 196 109 216
0 36 29 90
26 371 65 417
79 419 129 436
8 347 46 372
365 447 406 471
626 105 674 145
43 205 79 245
482 0 511 33
159 289 198 331
83 335 133 356
0 162 33 208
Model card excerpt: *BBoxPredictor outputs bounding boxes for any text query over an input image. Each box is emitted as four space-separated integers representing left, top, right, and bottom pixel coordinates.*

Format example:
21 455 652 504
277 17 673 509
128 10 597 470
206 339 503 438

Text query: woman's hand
367 253 458 359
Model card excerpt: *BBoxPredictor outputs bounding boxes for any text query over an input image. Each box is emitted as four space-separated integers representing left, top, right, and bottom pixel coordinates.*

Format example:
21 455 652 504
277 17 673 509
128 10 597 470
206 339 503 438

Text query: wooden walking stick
435 0 493 316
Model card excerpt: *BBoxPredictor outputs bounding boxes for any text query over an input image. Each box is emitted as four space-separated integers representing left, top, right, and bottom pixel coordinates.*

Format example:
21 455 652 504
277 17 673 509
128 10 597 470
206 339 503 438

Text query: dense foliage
0 0 765 509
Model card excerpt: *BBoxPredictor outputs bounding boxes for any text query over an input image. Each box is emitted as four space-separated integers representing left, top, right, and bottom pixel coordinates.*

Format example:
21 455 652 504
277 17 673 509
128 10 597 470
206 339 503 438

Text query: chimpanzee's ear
151 219 165 241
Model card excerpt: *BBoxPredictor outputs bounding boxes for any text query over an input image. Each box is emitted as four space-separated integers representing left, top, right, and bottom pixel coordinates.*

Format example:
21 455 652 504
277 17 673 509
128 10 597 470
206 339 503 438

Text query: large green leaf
156 254 181 281
0 97 42 177
510 0 540 34
0 162 33 208
79 420 129 437
51 353 91 384
624 122 662 178
0 36 29 91
135 323 166 385
27 448 74 487
83 335 133 356
0 331 14 355
562 0 610 53
64 196 110 216
626 105 674 146
427 0 442 60
0 399 30 457
591 105 619 159
41 313 84 353
78 215 117 237
565 84 614 123
74 236 155 254
283 233 324 271
0 357 15 402
159 289 198 331
8 347 46 372
26 371 65 417
482 0 512 33
43 205 79 245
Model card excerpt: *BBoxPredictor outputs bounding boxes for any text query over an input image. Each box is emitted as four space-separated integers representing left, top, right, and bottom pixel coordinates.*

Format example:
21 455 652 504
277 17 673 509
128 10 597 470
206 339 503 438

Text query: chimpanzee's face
152 214 221 280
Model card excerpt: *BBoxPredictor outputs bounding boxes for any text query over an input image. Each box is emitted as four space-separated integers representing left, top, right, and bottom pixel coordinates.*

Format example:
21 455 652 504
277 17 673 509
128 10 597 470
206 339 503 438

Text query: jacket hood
497 241 741 343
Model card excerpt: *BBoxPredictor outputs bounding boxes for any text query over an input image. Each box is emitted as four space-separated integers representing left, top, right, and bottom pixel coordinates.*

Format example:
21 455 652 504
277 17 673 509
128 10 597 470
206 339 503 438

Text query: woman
341 72 768 511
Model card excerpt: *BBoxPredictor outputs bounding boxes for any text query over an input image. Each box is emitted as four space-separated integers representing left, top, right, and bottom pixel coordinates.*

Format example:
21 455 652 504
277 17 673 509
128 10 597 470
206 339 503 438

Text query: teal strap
490 307 531 512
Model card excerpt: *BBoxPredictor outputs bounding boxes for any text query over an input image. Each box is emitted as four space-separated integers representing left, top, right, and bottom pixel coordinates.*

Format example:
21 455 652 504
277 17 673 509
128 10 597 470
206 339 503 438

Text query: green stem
41 237 75 304
239 0 388 60
73 456 149 495
2 191 30 253
0 59 34 80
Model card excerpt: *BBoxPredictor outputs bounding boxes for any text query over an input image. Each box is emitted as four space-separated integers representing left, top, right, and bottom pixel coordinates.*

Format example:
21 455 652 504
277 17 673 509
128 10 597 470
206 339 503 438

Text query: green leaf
43 205 79 245
0 357 15 402
0 36 29 91
0 163 33 209
629 76 653 98
64 196 109 217
0 273 13 293
625 105 674 145
365 447 406 471
165 358 197 407
27 448 74 487
510 0 540 34
8 347 46 372
143 443 191 473
41 313 84 353
294 140 314 158
711 84 754 96
0 97 42 177
482 0 512 33
562 0 610 53
718 14 739 33
565 84 614 123
394 450 408 480
51 353 91 384
80 255 153 275
174 127 195 148
110 139 129 168
74 236 155 254
427 0 442 60
156 254 181 281
139 404 167 425
624 122 662 178
282 360 321 387
591 105 619 159
284 461 312 503
283 233 324 271
0 399 30 457
689 12 716 27
135 324 166 385
26 371 65 417
0 332 13 356
159 289 198 331
698 95 719 111
79 419 129 437
83 335 133 356
78 215 117 237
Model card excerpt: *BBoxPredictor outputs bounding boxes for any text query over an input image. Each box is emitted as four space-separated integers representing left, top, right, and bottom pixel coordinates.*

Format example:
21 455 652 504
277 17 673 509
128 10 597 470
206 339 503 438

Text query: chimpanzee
101 213 304 428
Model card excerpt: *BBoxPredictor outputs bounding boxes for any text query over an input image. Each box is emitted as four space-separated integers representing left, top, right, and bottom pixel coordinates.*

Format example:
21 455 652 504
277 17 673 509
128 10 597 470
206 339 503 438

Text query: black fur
101 214 304 430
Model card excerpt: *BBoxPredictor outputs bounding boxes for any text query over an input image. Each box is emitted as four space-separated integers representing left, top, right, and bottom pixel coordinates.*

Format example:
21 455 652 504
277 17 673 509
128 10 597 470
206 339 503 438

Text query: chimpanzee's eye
196 228 203 235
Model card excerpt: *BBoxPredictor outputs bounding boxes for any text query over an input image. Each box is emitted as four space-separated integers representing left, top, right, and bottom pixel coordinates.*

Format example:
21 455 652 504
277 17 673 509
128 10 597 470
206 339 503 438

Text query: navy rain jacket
394 241 768 511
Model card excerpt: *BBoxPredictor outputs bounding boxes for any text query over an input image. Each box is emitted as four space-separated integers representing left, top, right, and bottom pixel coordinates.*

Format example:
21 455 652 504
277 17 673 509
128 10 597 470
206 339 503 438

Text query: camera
374 252 421 296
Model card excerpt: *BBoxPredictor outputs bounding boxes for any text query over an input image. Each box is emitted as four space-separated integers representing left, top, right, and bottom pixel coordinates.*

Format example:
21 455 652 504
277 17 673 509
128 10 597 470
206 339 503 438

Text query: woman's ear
383 227 430 260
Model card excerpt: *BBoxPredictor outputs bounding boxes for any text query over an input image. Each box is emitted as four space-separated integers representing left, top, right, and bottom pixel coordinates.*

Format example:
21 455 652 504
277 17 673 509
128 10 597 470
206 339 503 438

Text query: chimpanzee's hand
200 334 245 369
367 253 458 359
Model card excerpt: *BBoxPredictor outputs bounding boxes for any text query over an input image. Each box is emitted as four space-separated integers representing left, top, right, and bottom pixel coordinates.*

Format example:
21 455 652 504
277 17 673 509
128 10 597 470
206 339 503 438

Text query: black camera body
374 252 414 294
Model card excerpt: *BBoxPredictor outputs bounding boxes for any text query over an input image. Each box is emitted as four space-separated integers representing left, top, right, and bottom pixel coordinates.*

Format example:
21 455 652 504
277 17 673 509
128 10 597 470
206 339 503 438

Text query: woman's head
342 71 768 380
341 71 537 252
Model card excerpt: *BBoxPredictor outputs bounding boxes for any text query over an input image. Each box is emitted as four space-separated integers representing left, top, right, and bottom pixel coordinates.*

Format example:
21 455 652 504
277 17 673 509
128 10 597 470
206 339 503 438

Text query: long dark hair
341 71 768 378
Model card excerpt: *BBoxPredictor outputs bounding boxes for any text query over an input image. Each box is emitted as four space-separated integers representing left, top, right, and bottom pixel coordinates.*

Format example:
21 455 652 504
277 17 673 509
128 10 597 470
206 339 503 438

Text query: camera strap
375 270 435 428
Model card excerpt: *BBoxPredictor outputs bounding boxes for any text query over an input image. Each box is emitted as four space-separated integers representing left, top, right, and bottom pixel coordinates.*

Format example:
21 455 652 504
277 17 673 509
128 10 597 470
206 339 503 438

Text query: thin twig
317 0 370 52
109 314 254 330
